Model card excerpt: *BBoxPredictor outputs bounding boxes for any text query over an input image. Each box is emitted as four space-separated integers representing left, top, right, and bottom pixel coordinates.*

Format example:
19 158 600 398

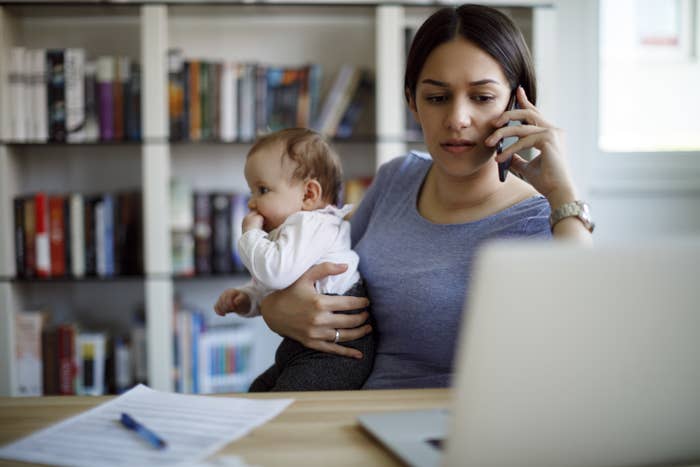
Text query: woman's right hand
259 263 372 359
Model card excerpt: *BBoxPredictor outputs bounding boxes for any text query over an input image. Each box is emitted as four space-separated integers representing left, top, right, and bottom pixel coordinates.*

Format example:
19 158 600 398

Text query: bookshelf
0 1 549 396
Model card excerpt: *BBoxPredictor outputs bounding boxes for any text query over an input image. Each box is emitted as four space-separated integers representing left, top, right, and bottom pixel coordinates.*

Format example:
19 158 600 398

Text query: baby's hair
247 128 344 206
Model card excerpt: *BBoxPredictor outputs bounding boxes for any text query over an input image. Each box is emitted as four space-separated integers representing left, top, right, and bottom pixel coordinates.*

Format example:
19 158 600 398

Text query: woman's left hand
486 86 577 205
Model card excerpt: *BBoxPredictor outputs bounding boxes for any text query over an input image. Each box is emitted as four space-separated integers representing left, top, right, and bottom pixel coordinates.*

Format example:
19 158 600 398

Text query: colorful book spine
34 192 51 278
65 48 86 142
97 56 115 141
48 195 66 277
57 323 77 395
188 60 201 141
46 49 67 142
168 49 185 141
193 192 212 274
76 333 106 396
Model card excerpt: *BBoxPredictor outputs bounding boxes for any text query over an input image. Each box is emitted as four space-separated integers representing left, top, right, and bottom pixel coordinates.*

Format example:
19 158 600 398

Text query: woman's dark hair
404 4 537 105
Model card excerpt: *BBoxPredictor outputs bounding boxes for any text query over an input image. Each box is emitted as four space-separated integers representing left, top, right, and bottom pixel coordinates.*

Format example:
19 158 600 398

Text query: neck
425 163 505 213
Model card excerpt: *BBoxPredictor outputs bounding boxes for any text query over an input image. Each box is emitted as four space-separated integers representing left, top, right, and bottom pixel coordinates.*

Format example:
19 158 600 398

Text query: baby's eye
258 186 269 195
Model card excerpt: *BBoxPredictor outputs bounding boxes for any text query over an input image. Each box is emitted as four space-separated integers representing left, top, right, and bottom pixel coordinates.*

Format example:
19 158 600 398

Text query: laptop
358 240 700 467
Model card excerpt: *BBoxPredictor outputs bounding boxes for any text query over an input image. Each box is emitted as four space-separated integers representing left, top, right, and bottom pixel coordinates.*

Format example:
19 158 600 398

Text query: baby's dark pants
248 280 374 392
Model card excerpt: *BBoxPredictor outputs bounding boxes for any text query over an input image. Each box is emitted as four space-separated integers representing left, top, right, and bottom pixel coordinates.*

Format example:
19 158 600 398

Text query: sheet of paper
0 384 293 467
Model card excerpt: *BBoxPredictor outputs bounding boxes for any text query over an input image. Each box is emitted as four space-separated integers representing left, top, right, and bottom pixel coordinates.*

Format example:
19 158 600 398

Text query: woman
258 4 593 389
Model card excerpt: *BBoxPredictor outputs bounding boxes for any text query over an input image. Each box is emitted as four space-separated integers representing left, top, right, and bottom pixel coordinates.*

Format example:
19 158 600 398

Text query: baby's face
244 144 305 232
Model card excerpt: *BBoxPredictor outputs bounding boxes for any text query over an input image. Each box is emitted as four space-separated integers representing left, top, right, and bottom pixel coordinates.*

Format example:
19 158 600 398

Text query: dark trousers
248 280 374 392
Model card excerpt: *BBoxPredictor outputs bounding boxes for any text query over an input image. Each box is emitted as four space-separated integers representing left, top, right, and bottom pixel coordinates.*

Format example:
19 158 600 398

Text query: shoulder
374 151 432 191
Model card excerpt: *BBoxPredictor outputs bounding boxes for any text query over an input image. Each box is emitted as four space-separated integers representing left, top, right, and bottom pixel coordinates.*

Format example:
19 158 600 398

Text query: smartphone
496 92 519 182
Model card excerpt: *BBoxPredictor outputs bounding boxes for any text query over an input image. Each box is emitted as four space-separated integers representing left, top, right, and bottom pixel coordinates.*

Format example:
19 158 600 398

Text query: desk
0 389 450 467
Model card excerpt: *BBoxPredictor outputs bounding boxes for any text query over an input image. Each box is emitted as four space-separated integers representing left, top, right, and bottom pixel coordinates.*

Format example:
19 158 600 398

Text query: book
113 336 132 394
115 191 142 275
238 63 256 142
172 231 195 277
9 47 27 142
188 60 201 141
46 49 67 142
97 56 115 141
48 195 66 277
336 69 374 139
113 57 130 141
168 49 185 141
230 193 248 272
220 62 238 142
193 192 212 275
211 193 233 274
65 48 86 143
198 325 254 394
57 323 77 395
14 198 25 277
314 65 362 137
34 192 51 278
83 61 99 141
200 61 211 140
125 62 141 141
96 194 115 277
83 195 99 276
14 310 46 396
31 48 48 142
76 333 107 396
23 196 36 278
70 193 86 277
41 326 59 395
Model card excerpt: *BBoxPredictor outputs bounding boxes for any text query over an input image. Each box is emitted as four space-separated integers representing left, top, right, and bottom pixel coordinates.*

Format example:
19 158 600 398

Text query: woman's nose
445 100 472 130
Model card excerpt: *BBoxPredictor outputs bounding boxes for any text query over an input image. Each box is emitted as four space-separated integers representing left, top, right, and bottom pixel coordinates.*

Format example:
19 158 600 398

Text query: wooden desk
0 389 450 467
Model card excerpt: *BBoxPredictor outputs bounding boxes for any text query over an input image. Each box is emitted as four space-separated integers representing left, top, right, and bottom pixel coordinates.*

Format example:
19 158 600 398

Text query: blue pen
119 412 167 449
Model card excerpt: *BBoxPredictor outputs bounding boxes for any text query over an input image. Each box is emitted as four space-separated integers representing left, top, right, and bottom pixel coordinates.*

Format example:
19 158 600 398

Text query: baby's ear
302 179 323 209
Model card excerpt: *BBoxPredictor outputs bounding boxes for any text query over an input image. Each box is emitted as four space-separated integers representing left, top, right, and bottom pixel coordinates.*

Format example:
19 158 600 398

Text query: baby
214 128 374 391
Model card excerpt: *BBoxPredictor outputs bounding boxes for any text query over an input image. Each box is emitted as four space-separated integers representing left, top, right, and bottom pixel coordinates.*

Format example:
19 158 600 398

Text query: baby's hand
242 210 264 232
214 289 251 316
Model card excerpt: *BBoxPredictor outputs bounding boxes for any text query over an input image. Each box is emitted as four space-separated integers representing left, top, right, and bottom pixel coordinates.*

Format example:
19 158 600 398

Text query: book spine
35 192 51 278
220 62 236 142
255 64 268 134
212 62 221 141
31 49 48 142
76 333 106 396
238 64 256 142
63 196 72 275
103 194 115 277
182 61 190 141
84 196 97 276
14 311 45 396
97 56 115 141
113 57 129 141
14 198 25 278
193 192 212 275
42 327 59 395
70 193 85 277
126 63 142 141
230 193 248 272
9 47 26 142
46 49 67 142
57 324 76 395
65 48 86 143
23 196 36 278
200 62 210 140
95 198 105 276
189 60 201 141
168 49 185 141
49 195 66 277
83 61 99 141
211 193 232 274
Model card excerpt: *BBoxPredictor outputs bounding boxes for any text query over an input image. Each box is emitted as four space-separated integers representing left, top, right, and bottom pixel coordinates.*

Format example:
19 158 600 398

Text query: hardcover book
47 49 67 142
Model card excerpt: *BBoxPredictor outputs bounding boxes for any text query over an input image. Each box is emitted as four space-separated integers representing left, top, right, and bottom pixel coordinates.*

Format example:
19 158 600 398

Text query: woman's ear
302 179 323 209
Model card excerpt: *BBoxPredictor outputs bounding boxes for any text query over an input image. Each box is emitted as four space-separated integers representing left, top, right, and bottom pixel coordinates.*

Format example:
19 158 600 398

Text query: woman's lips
440 139 477 154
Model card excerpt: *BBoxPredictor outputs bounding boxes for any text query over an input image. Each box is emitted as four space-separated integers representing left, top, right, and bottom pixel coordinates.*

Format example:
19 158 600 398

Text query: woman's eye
425 95 448 104
473 95 496 103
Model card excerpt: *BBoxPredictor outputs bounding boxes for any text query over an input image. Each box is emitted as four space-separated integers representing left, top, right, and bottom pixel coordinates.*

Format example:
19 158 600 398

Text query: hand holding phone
497 91 519 182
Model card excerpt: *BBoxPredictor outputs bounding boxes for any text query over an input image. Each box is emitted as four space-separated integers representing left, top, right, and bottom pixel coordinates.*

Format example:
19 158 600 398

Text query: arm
239 212 338 290
260 262 372 358
489 86 592 244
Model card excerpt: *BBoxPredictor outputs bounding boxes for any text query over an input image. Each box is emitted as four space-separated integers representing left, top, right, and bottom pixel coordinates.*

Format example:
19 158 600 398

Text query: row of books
174 300 254 394
13 191 143 279
170 180 249 276
7 47 141 143
168 49 374 142
14 310 144 397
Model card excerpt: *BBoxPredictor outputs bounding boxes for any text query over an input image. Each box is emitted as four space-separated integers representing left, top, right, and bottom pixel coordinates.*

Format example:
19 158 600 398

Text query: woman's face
409 37 512 180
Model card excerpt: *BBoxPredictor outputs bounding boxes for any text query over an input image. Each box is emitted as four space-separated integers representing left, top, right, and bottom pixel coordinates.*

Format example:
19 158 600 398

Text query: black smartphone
496 91 519 182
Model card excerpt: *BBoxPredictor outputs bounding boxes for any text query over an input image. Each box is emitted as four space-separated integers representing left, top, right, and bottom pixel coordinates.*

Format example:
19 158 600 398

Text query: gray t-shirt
351 152 552 389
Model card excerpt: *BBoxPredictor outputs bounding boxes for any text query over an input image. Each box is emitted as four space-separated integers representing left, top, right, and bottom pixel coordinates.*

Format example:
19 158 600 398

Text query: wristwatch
549 200 595 233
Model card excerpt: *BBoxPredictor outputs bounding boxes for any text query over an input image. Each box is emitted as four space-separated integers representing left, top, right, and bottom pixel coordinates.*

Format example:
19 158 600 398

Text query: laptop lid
446 240 700 467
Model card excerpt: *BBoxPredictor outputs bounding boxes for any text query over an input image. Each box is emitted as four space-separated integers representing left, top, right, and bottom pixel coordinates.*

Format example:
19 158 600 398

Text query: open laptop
358 240 700 467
